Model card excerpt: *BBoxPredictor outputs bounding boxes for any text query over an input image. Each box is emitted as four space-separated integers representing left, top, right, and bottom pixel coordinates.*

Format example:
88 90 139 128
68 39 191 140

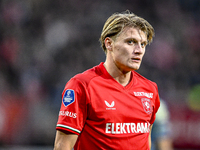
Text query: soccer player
54 10 160 150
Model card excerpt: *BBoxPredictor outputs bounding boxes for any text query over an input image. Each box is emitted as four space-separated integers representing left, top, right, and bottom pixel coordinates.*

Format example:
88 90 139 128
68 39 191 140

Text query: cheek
113 44 130 58
116 46 129 55
141 49 146 57
116 50 129 59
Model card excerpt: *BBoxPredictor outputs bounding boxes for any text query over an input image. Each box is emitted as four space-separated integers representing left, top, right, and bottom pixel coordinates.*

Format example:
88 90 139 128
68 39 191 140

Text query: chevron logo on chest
105 101 116 110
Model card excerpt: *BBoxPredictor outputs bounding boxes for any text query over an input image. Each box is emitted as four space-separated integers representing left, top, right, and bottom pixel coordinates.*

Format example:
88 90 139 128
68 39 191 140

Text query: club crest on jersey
141 98 152 114
62 89 75 107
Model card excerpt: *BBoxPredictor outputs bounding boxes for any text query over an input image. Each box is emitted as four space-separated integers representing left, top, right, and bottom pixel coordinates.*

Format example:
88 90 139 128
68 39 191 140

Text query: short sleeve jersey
56 62 160 150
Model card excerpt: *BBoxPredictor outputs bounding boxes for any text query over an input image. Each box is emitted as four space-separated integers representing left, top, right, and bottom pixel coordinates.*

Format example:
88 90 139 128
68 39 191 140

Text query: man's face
110 27 147 72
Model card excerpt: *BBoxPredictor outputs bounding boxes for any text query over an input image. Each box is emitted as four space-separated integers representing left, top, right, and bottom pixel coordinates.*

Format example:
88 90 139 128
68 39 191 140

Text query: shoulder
70 64 103 87
133 71 158 89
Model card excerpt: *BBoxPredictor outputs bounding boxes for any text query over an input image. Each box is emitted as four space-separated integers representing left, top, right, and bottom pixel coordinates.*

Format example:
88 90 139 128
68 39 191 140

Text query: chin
128 63 141 70
126 63 140 71
128 67 139 71
133 68 139 71
131 65 140 71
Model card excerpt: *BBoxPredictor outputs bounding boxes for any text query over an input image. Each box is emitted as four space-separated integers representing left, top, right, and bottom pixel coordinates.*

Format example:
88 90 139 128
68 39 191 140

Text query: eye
127 39 136 45
127 40 133 44
141 42 147 48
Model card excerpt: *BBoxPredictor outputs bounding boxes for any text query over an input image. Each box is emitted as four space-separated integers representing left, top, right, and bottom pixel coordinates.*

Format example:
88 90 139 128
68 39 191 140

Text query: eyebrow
125 37 147 44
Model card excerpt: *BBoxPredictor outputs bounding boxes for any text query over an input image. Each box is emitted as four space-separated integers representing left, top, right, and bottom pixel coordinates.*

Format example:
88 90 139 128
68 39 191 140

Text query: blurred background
0 0 200 149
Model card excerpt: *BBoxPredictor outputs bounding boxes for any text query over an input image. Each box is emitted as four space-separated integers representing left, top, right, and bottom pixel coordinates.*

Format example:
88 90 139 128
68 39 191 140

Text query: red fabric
56 62 160 150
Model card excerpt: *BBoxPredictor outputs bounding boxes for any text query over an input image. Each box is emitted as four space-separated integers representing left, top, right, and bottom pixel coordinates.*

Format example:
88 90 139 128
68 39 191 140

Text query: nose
134 43 143 54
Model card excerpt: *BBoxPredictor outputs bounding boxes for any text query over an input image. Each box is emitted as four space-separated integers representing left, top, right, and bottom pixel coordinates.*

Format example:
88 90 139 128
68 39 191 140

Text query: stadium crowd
0 0 199 148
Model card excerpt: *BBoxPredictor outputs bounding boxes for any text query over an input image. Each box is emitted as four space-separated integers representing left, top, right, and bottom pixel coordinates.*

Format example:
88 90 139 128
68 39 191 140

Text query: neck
115 72 132 87
104 61 132 87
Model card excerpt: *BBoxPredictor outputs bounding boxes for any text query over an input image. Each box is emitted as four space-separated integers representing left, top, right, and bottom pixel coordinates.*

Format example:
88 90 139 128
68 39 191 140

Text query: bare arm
149 125 153 150
157 137 173 150
54 130 78 150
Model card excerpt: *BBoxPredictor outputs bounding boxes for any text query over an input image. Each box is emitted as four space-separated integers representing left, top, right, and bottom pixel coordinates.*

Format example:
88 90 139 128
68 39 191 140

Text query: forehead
117 27 147 42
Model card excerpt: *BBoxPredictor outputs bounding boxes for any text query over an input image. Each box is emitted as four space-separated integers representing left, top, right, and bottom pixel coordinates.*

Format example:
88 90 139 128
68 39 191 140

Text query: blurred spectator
188 84 200 111
151 99 173 150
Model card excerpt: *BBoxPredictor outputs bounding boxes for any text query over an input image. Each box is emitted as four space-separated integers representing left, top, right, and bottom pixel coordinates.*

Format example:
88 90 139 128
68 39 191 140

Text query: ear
104 37 113 51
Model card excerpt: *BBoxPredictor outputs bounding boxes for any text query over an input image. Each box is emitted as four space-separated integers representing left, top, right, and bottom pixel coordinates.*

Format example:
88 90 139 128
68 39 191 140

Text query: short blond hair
100 10 155 53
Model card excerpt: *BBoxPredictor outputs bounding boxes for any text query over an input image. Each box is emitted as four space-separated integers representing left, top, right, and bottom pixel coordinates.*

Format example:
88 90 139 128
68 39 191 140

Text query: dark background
0 0 200 149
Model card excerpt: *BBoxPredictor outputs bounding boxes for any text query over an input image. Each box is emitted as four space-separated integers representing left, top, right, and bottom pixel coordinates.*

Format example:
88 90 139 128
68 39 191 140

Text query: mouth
131 57 141 63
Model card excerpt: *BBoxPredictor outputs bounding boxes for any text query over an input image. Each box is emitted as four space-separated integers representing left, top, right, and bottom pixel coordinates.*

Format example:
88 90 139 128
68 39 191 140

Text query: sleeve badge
62 89 75 107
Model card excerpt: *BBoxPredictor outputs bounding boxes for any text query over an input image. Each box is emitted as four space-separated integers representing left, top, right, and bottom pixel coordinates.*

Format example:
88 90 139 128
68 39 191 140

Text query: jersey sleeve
56 77 88 135
150 84 160 124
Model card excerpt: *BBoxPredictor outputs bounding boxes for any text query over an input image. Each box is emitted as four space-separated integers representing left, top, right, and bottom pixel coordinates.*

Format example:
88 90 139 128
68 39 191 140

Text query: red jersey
56 62 160 150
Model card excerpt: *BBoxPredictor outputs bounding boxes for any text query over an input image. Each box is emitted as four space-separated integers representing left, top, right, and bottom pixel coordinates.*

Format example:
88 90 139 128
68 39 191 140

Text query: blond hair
100 10 155 53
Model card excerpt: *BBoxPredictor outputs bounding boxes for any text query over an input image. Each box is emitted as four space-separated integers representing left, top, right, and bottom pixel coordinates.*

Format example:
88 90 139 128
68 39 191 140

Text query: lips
131 57 141 62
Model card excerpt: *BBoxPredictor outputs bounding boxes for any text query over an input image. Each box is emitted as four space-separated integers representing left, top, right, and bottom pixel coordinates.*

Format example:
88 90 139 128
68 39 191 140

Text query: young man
54 11 160 150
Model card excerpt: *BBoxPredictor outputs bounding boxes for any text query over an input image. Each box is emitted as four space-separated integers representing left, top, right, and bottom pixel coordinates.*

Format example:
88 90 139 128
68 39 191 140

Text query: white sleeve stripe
57 124 81 133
